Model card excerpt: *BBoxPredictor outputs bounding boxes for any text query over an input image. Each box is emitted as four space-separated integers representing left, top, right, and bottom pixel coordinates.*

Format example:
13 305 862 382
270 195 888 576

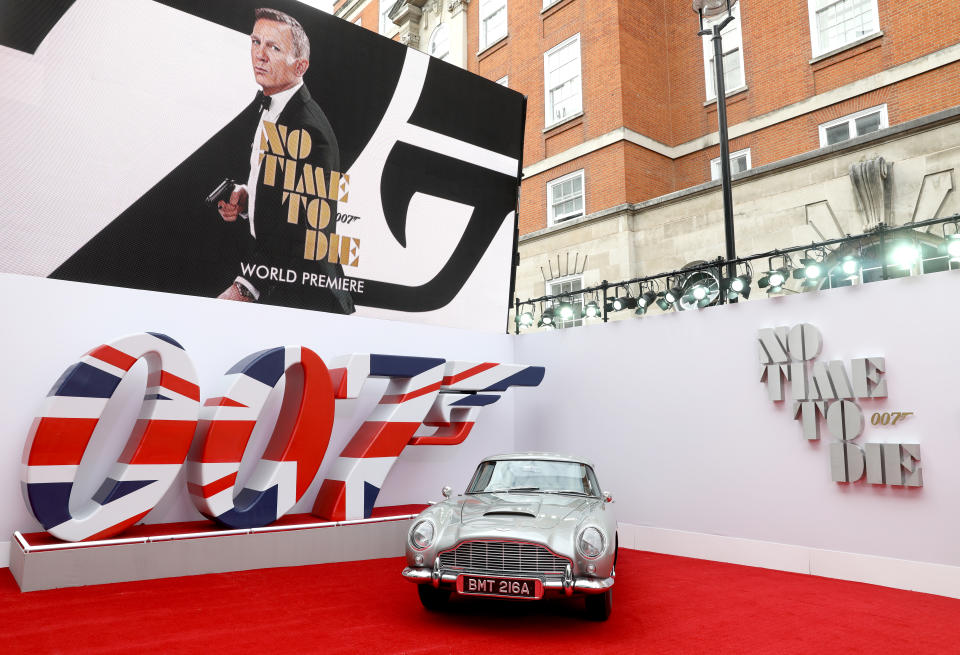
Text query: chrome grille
439 541 569 575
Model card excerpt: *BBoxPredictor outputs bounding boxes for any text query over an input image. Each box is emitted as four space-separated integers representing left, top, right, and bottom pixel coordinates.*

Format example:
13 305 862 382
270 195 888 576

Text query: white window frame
542 0 562 10
818 105 888 147
710 148 751 180
546 274 584 329
496 75 509 87
547 169 585 226
543 34 582 129
379 0 396 36
701 4 745 101
428 23 450 61
807 0 880 57
479 0 508 51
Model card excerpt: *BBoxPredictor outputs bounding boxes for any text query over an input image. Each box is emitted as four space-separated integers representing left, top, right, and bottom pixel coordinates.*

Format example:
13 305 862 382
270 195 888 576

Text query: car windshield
467 459 600 497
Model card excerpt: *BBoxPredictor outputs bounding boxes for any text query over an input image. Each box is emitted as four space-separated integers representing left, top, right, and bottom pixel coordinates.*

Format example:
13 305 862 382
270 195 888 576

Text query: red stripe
441 362 498 386
329 367 349 399
191 419 257 462
87 345 137 371
380 381 442 404
159 370 201 401
187 472 238 499
83 509 151 542
26 417 98 466
339 421 421 458
312 479 346 521
408 422 474 446
203 396 248 407
118 419 197 465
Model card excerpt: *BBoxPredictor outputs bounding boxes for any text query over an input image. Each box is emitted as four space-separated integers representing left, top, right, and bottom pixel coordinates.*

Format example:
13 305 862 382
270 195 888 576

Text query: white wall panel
515 270 960 568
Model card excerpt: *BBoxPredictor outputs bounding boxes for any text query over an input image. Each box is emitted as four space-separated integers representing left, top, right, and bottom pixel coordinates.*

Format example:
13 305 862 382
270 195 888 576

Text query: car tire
585 588 612 621
418 584 450 611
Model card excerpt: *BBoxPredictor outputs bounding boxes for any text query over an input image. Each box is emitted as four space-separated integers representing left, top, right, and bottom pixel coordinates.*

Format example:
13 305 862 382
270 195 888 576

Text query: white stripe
399 123 518 177
79 354 129 379
23 464 79 484
39 396 109 419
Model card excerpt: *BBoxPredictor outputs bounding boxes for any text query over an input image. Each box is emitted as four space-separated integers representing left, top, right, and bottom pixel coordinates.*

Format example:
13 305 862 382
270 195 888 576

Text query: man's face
250 19 307 96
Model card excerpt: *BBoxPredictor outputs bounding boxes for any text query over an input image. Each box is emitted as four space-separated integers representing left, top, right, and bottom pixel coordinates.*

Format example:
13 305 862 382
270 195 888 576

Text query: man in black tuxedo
217 8 353 314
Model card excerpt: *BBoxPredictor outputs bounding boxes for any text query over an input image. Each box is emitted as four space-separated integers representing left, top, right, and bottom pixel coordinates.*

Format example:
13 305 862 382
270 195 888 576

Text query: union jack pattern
20 333 200 542
313 356 545 521
186 346 334 529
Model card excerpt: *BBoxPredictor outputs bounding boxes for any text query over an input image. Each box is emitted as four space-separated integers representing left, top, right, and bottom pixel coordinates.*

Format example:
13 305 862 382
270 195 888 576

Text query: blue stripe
482 367 546 392
227 347 285 387
24 481 73 530
144 393 171 401
369 354 445 378
214 485 279 529
450 394 501 407
49 362 122 398
93 478 155 505
148 332 184 349
363 482 380 518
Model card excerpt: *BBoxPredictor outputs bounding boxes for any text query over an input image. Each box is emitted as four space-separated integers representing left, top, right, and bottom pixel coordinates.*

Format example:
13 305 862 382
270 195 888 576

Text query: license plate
457 575 542 599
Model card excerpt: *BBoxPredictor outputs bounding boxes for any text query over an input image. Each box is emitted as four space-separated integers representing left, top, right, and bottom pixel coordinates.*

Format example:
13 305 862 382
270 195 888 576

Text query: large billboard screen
0 0 525 331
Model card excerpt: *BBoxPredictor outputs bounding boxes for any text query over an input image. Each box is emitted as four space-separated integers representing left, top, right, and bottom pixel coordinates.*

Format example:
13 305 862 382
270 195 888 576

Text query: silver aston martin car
402 452 617 620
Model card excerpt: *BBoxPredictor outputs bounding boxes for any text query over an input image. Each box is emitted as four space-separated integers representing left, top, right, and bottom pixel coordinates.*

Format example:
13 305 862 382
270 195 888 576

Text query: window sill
703 85 748 107
547 214 584 228
809 31 883 65
543 111 584 134
477 34 509 59
541 0 575 17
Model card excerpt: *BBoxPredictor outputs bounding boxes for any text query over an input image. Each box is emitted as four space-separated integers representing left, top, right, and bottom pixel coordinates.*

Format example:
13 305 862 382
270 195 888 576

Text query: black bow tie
255 91 272 112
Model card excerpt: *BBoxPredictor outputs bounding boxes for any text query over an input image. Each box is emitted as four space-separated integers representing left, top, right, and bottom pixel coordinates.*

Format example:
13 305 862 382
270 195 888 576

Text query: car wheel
418 584 450 611
585 588 612 621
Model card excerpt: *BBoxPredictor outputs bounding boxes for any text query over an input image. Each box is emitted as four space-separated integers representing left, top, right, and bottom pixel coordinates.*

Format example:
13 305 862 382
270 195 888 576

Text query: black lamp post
694 0 738 301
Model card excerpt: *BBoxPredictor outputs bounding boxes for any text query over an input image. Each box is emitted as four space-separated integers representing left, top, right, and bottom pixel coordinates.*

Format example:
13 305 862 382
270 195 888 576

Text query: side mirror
603 491 614 503
442 485 453 499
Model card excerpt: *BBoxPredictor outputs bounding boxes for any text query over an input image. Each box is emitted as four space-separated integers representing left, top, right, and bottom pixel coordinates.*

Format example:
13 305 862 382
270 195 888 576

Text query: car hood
458 493 593 531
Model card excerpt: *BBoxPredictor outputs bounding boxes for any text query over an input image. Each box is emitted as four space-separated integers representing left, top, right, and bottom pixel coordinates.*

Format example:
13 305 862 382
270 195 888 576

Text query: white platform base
9 516 415 592
618 522 960 600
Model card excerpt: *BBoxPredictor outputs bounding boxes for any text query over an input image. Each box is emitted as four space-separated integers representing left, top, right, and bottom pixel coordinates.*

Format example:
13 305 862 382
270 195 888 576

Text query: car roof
479 452 595 467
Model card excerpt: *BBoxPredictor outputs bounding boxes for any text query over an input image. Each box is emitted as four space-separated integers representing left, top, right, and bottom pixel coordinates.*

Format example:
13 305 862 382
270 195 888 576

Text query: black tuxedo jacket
237 84 353 314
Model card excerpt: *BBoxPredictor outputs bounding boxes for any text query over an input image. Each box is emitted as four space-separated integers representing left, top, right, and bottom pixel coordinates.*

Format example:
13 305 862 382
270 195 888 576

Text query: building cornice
519 105 960 245
334 0 370 20
522 42 960 179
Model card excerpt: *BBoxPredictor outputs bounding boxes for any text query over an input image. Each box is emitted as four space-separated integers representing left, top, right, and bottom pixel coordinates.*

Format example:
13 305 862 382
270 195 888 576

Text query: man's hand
218 283 254 302
217 187 248 222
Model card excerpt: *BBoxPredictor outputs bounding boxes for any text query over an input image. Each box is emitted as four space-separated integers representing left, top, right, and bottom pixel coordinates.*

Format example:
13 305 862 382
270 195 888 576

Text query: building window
547 170 585 225
428 24 450 61
808 0 880 56
542 0 561 9
379 0 395 35
496 75 509 87
544 34 582 127
479 0 507 51
818 105 887 147
702 5 745 101
710 149 751 180
547 275 584 329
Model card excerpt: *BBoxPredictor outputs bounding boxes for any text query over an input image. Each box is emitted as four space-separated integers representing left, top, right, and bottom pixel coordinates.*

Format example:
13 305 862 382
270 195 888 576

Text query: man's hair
255 8 310 61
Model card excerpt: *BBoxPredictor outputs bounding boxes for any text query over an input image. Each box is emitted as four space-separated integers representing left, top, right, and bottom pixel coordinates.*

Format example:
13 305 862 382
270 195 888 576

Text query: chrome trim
402 566 614 596
563 563 573 597
431 557 441 588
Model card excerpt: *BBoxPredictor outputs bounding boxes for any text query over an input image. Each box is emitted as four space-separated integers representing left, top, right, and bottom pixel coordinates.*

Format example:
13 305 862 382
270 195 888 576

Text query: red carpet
1 549 958 654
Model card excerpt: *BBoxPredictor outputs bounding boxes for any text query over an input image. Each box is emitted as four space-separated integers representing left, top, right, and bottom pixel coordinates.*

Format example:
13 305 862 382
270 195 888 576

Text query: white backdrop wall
3 271 960 598
514 270 960 594
0 273 524 565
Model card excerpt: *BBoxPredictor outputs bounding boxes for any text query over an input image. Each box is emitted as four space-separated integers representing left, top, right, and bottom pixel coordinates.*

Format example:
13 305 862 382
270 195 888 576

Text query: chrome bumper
401 566 614 595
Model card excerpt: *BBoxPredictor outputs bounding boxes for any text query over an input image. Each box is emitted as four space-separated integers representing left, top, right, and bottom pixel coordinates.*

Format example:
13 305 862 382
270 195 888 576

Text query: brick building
335 0 960 326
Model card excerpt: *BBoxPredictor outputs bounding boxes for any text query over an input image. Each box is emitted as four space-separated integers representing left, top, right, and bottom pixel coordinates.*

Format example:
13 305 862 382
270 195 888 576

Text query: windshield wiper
538 490 591 496
506 486 540 492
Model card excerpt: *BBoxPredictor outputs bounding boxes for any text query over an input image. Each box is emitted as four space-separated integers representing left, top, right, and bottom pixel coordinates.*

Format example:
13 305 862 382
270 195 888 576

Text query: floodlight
518 310 534 327
890 243 918 268
584 301 600 318
557 301 574 321
947 234 960 261
539 308 555 326
839 255 860 277
664 286 682 305
637 291 657 309
655 292 672 311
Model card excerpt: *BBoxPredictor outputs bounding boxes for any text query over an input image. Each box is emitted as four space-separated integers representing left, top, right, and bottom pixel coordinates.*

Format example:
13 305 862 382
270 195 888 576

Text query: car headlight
409 520 435 550
577 527 605 559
